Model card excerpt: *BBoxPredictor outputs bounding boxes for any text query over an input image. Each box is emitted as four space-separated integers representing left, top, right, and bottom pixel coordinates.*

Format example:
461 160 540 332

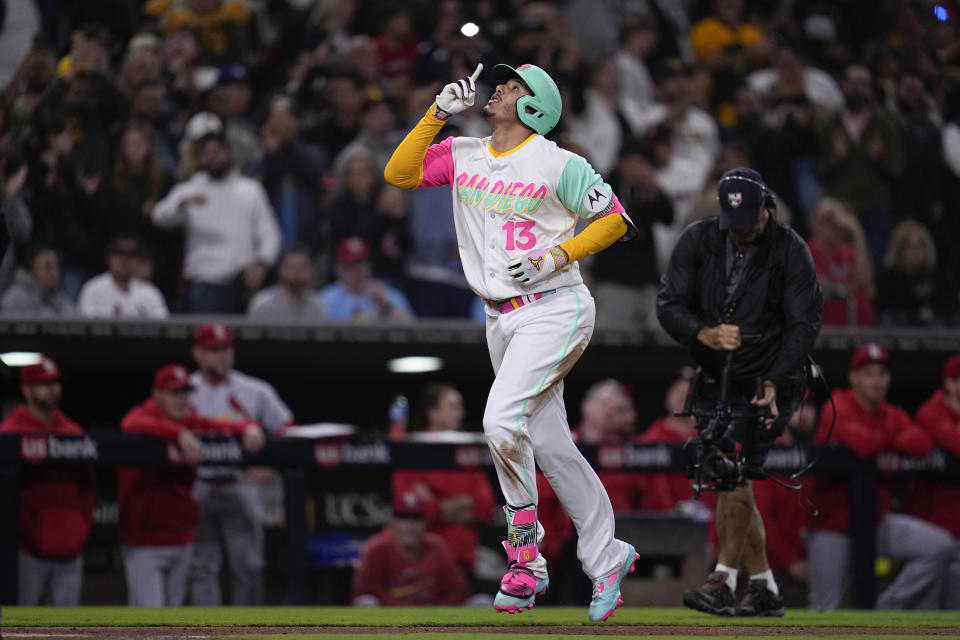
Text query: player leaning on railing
385 61 639 622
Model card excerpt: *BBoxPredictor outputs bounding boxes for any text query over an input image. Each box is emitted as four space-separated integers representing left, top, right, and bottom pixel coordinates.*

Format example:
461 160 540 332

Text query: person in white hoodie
152 121 280 313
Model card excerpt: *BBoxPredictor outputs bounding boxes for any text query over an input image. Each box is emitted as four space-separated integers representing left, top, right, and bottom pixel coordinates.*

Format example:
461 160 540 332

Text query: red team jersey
118 399 252 546
0 407 96 559
391 469 496 573
905 390 960 536
351 529 470 605
806 389 933 533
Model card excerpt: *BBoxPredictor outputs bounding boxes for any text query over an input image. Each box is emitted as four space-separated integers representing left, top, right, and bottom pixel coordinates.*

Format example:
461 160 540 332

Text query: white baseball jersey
417 134 621 301
189 370 292 432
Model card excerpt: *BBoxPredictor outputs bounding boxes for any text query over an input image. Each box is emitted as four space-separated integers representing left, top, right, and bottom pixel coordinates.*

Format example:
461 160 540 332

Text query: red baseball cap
153 364 194 391
335 236 371 264
944 354 960 381
194 323 234 349
20 357 60 386
850 343 890 371
393 491 427 517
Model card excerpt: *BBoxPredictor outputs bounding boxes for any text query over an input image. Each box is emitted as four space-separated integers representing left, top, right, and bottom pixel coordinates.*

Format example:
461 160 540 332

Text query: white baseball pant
483 283 630 580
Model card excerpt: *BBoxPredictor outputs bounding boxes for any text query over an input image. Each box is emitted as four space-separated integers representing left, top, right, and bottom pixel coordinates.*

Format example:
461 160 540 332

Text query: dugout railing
1 433 958 608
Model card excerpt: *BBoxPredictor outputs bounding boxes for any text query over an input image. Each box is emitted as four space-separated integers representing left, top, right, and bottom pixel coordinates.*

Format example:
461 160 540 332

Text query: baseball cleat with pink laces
588 543 638 622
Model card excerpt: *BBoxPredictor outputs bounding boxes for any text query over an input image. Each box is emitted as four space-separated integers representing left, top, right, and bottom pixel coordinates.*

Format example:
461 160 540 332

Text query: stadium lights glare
461 22 480 37
0 352 44 367
387 356 444 374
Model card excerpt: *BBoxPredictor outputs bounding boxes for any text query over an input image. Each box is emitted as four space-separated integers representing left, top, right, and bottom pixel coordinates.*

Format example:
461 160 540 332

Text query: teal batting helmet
491 63 562 135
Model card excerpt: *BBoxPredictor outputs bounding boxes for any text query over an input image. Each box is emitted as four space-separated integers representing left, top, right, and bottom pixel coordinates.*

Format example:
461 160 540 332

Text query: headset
718 173 778 214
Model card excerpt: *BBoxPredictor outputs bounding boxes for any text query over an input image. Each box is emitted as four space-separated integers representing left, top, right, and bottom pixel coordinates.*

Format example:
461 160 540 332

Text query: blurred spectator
344 35 387 104
302 71 366 160
0 358 95 605
23 111 101 295
160 28 200 108
635 59 721 180
745 40 843 115
645 124 709 270
876 220 959 327
393 383 496 579
0 245 75 316
55 23 110 78
370 185 412 288
334 99 404 176
942 88 960 284
592 139 674 329
891 72 941 226
689 0 770 116
567 56 642 176
152 129 281 313
247 246 325 319
805 344 952 610
815 64 904 268
77 236 169 319
118 364 264 607
3 42 57 131
152 0 252 66
188 322 291 606
117 47 162 100
34 28 127 190
0 160 32 294
254 95 326 253
806 197 875 327
351 490 470 607
86 120 181 302
327 149 381 257
373 8 420 88
615 16 658 110
906 353 960 607
204 64 262 174
127 81 179 172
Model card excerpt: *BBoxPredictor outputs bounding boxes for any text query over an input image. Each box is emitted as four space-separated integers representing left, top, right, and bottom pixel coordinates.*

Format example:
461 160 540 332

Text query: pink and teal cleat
588 544 638 622
493 563 549 613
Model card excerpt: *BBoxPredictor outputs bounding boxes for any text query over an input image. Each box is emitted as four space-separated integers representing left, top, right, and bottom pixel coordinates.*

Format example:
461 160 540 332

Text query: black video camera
678 354 769 497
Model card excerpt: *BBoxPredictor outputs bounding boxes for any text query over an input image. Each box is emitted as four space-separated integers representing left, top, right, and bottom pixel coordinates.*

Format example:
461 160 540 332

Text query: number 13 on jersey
502 220 536 251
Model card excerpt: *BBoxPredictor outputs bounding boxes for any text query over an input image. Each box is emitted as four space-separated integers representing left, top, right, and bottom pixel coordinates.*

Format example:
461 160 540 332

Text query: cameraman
657 167 822 617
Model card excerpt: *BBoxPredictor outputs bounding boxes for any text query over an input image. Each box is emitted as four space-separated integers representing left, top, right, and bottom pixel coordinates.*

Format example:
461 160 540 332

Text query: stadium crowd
0 0 959 325
4 0 960 612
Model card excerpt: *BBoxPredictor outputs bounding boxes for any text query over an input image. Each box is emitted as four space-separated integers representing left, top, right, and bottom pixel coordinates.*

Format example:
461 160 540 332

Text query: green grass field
4 606 960 640
4 606 960 627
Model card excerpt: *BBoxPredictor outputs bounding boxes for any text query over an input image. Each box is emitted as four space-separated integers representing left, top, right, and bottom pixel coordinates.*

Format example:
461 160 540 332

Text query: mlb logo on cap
717 167 768 230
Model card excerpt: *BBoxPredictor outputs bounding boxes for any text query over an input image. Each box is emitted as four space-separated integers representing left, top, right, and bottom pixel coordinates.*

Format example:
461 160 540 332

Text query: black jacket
656 217 822 390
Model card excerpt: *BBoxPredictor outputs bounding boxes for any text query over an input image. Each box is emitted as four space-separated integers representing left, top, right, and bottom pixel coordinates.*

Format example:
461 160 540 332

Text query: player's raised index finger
470 63 483 82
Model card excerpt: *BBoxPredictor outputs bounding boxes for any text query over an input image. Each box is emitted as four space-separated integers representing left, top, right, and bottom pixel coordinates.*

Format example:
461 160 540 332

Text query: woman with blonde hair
876 219 959 327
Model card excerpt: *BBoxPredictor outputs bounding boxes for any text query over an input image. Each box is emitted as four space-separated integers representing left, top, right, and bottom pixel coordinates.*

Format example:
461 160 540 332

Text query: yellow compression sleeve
383 104 447 190
558 214 628 263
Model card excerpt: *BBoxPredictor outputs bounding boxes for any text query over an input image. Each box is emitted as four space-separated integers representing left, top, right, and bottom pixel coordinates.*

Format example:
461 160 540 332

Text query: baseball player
385 62 639 621
0 358 96 605
119 364 264 607
188 322 293 605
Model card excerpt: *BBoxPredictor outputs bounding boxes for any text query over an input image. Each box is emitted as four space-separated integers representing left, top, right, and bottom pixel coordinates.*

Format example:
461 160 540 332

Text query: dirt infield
4 625 957 638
